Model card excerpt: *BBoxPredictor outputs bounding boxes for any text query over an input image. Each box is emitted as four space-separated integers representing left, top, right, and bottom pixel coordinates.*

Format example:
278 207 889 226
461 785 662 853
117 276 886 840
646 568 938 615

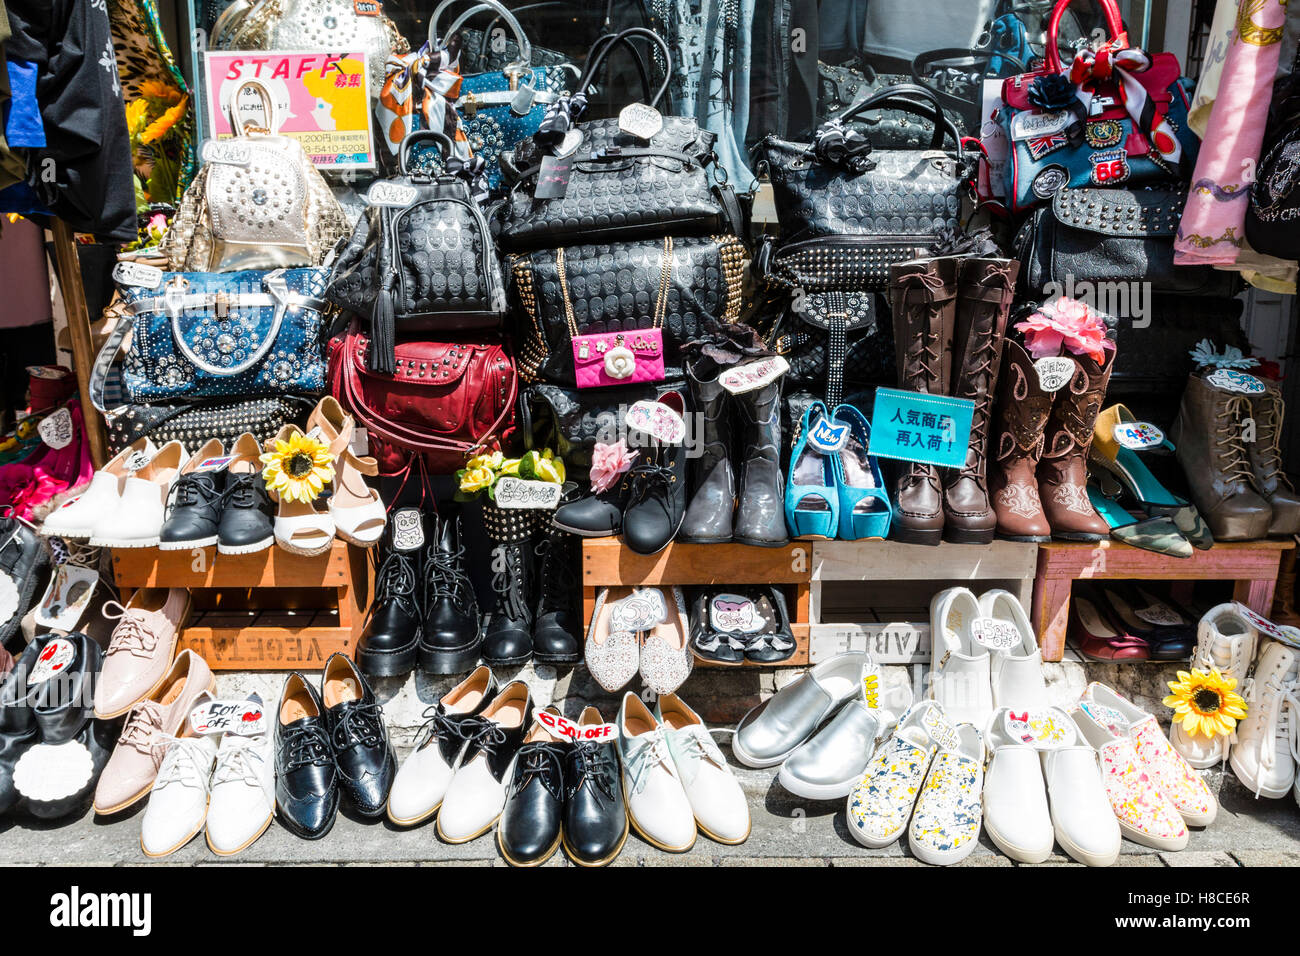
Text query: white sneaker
205 694 276 856
656 693 749 845
435 680 531 844
1230 638 1299 798
90 440 187 548
387 666 496 826
1172 603 1258 768
978 588 1048 710
930 588 993 726
981 707 1056 864
139 691 217 858
846 700 956 848
618 692 696 852
908 722 984 866
42 438 156 540
1043 741 1122 867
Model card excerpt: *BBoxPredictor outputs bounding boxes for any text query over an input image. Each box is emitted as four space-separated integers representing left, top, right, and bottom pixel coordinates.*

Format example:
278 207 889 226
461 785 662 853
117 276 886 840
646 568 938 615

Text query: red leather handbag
328 324 518 475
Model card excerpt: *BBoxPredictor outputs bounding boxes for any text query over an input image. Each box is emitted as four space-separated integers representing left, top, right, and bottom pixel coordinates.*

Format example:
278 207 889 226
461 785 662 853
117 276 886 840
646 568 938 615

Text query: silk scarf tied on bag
376 42 472 164
1175 0 1288 270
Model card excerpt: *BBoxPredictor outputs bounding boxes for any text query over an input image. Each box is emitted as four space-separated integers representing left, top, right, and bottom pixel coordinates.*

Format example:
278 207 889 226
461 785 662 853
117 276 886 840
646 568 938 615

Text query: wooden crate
111 542 371 670
1031 539 1295 663
808 540 1039 664
581 538 812 667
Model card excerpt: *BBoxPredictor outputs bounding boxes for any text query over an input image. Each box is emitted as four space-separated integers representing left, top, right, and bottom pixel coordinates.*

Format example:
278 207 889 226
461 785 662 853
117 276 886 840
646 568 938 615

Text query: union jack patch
1026 132 1068 160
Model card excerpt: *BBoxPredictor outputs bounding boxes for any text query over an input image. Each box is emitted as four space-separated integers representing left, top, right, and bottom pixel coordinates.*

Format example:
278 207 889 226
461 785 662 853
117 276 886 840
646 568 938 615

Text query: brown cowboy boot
1171 373 1272 541
1037 350 1114 540
989 339 1053 541
887 257 957 545
942 258 1018 544
1246 382 1300 537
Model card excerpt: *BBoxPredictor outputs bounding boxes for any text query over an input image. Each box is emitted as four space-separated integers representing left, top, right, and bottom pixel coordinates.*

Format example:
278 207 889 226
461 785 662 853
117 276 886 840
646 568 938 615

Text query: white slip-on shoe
1229 638 1299 799
435 680 531 844
1071 702 1188 852
908 722 985 866
139 691 217 858
978 588 1048 711
930 587 993 726
1077 682 1217 827
779 657 913 800
89 440 186 548
387 666 498 826
618 692 696 852
981 707 1057 864
1169 603 1257 769
1042 739 1122 867
205 693 276 856
846 700 956 848
732 650 868 768
42 437 156 540
656 693 749 845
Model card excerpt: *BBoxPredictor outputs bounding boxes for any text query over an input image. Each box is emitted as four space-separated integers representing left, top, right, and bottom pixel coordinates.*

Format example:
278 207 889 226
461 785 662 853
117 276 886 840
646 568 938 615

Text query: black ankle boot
532 514 582 667
622 391 689 555
481 505 538 667
679 362 735 544
733 381 789 547
419 515 481 674
354 507 425 678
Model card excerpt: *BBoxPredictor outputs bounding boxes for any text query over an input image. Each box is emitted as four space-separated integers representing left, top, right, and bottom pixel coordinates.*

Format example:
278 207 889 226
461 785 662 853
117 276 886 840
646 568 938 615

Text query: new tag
202 139 253 167
494 476 562 510
861 665 882 710
807 416 850 453
365 181 418 208
1034 356 1076 392
618 102 663 140
112 261 163 290
535 154 573 199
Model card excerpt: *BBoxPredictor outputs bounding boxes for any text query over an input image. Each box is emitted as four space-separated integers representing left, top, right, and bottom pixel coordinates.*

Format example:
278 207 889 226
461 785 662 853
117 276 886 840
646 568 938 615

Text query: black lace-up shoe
274 673 338 839
356 507 426 677
498 707 567 866
321 653 395 818
419 515 481 674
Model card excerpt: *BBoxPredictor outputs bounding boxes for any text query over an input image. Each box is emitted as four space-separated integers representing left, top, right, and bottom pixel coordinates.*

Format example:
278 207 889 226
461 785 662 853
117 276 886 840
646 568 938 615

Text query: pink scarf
1175 0 1288 266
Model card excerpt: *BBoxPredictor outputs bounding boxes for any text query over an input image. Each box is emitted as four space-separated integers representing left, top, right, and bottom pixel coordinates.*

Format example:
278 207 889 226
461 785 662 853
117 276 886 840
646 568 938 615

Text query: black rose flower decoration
1027 73 1077 112
812 119 873 173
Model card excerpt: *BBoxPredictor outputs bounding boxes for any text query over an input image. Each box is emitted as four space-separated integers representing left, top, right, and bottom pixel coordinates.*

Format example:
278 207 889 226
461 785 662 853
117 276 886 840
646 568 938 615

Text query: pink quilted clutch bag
571 328 666 389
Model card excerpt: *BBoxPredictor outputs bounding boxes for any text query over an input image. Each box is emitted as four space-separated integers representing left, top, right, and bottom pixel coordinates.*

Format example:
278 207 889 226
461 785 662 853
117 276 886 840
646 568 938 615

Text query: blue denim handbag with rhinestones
106 266 330 404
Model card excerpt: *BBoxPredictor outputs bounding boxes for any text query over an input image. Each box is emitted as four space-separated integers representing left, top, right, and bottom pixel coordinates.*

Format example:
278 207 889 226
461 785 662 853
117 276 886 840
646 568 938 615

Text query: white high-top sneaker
1172 603 1258 768
1229 639 1299 799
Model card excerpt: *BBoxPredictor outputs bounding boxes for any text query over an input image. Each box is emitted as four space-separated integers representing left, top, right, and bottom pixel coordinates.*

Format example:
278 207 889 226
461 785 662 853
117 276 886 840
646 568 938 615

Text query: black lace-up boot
419 514 481 674
354 507 425 677
481 505 542 667
532 499 582 666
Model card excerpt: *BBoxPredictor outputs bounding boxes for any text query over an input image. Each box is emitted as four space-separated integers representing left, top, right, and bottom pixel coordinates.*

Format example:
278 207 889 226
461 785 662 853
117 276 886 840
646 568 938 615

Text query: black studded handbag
1013 185 1239 297
105 395 316 454
497 27 742 250
325 130 506 375
758 82 969 266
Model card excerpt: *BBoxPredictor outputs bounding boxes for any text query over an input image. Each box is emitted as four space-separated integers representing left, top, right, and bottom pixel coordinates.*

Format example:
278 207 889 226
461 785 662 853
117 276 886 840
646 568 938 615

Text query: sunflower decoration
1163 667 1248 739
260 433 336 504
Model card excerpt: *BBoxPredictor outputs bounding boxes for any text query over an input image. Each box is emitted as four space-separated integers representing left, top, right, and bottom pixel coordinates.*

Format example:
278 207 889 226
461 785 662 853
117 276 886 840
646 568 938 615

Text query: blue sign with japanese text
868 388 975 469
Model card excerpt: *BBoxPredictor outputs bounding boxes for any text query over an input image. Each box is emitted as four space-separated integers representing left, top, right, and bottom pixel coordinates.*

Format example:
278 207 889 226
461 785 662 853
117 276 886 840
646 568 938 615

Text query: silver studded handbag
211 0 409 98
160 79 349 274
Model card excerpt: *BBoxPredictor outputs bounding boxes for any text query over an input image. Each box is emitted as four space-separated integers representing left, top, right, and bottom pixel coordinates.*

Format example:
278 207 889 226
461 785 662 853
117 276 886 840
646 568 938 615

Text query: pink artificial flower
1014 296 1116 364
148 213 168 233
589 439 637 494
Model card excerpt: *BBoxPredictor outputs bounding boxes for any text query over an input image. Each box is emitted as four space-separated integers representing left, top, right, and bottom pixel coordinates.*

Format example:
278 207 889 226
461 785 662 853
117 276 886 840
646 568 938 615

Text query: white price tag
1206 369 1265 395
112 261 164 290
1034 356 1076 392
618 102 663 140
1134 604 1184 627
390 507 424 552
1113 421 1164 450
28 638 77 685
37 408 73 450
719 356 789 395
1004 708 1073 748
190 699 268 736
494 477 562 510
709 593 764 634
971 616 1022 651
534 710 619 744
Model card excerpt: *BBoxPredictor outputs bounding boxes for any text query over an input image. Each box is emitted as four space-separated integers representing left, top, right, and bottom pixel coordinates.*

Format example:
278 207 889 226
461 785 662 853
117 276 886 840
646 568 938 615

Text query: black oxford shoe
497 708 567 867
322 653 396 818
274 673 338 839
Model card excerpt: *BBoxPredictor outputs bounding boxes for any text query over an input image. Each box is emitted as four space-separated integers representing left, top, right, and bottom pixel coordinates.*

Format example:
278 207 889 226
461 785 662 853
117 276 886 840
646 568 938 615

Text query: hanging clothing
4 0 136 241
1174 0 1288 274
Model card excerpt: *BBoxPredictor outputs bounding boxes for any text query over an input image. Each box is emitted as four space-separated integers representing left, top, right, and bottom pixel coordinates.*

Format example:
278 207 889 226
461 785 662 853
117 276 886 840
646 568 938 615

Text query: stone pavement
3 658 1298 866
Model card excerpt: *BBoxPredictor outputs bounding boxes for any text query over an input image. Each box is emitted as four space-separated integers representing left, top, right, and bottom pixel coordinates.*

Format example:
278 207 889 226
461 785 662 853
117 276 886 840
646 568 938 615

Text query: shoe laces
171 472 221 510
623 727 674 795
330 701 385 751
1213 395 1258 486
118 701 166 758
153 735 213 791
282 722 333 772
373 547 419 616
1251 671 1300 789
535 534 576 614
957 333 1000 480
101 604 158 658
511 744 564 799
457 715 509 760
566 741 617 802
212 735 267 788
490 546 528 621
222 474 264 511
414 705 463 751
425 543 474 615
1251 396 1292 488
625 462 677 508
667 724 725 786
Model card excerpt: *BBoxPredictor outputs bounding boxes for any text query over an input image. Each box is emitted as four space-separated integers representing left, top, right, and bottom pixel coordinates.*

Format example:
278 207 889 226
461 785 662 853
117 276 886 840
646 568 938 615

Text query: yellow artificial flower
140 96 188 145
139 79 183 104
260 432 335 504
465 451 503 472
459 466 495 494
125 98 150 137
1163 667 1248 739
498 457 522 477
534 449 565 484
